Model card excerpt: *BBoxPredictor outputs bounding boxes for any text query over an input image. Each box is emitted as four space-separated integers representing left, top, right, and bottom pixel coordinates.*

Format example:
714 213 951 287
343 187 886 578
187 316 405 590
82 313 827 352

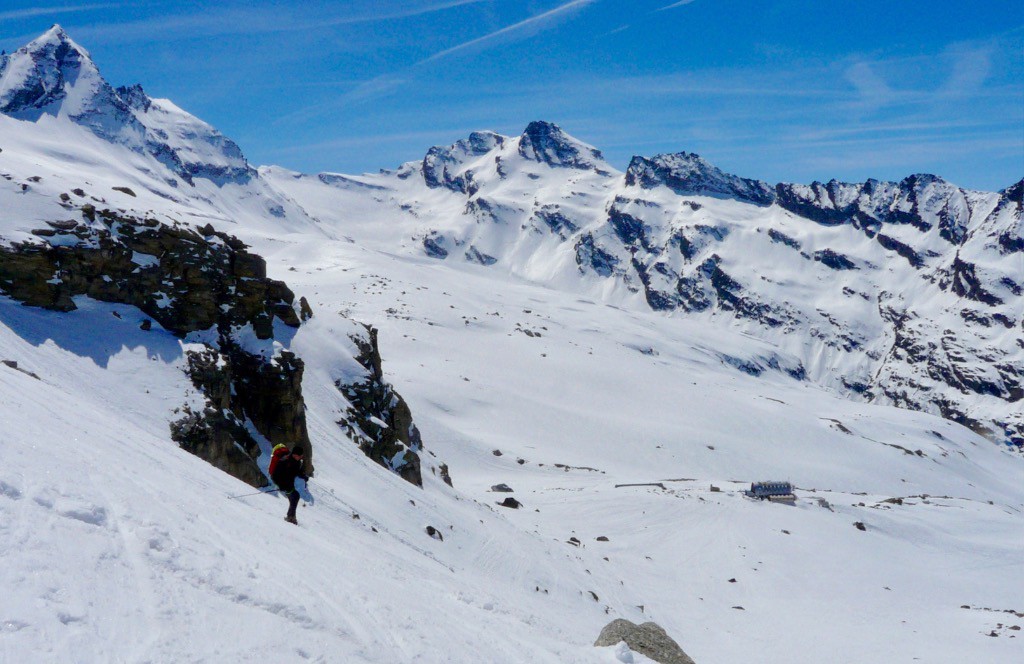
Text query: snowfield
2 250 1022 662
1 25 1023 664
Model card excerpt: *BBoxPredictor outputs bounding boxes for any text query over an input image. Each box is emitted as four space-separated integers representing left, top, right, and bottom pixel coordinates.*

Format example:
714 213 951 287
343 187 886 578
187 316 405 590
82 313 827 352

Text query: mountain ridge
0 25 1020 450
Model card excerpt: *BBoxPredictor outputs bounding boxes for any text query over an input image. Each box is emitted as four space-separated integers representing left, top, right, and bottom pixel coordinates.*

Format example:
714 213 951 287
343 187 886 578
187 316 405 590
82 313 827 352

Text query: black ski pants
287 489 300 519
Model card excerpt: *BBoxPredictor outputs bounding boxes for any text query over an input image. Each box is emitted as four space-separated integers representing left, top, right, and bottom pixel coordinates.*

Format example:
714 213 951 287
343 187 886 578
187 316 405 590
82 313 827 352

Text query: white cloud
423 0 598 62
52 1 487 43
657 0 699 11
0 4 122 23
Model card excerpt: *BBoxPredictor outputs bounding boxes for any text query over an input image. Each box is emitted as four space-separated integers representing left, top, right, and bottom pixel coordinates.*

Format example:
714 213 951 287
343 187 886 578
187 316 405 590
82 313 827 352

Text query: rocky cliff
0 204 309 485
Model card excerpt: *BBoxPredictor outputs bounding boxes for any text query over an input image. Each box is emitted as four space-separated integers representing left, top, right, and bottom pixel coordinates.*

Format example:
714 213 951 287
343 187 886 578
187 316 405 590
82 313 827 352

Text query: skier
271 444 312 525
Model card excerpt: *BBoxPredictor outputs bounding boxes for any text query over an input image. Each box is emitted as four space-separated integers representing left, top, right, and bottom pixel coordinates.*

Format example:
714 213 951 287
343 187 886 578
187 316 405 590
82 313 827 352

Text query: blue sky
1 1 1022 190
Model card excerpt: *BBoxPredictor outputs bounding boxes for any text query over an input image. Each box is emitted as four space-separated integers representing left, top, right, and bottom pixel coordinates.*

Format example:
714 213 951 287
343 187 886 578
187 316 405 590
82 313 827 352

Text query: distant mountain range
1 25 1021 448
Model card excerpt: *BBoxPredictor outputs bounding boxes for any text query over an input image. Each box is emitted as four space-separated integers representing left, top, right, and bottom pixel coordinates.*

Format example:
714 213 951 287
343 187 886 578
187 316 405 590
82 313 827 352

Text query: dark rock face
575 234 619 277
177 343 310 485
773 179 860 226
626 152 775 205
594 619 696 664
533 205 579 238
423 235 449 259
336 324 425 486
875 233 924 268
768 228 801 249
874 304 1023 446
992 180 1023 254
465 246 497 266
939 255 1003 306
812 249 858 270
774 174 972 241
517 121 604 170
0 207 309 485
0 209 300 334
608 206 647 247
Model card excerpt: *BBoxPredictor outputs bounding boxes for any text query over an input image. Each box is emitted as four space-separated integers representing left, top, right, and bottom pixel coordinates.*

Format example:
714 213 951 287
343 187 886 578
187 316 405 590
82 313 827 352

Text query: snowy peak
516 120 606 170
0 24 86 113
422 130 506 191
0 27 255 186
0 25 142 144
625 152 775 205
420 122 607 191
116 83 254 185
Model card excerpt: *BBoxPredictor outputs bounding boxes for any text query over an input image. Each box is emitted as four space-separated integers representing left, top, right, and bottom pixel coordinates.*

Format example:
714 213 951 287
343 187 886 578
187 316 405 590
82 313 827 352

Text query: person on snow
271 444 313 524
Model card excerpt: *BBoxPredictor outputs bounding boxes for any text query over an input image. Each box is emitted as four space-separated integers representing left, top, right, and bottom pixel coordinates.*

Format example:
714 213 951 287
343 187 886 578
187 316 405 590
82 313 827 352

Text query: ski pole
228 487 280 498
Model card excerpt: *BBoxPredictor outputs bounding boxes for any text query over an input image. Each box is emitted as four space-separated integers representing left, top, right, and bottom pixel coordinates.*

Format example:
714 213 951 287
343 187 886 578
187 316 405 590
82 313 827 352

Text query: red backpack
268 444 290 477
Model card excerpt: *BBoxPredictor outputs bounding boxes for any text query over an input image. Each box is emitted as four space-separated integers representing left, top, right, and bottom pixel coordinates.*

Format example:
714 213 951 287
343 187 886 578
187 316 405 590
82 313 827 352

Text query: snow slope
1 26 1023 664
2 256 1023 662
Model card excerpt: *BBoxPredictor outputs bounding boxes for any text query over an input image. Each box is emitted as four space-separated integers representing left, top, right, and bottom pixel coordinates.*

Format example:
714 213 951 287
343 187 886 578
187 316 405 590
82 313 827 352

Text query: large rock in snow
594 619 696 664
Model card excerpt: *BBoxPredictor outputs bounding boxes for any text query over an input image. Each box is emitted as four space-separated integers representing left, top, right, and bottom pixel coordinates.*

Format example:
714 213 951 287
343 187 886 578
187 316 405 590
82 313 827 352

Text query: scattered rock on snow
1 360 40 380
497 497 521 509
438 463 453 487
490 483 514 492
425 525 443 541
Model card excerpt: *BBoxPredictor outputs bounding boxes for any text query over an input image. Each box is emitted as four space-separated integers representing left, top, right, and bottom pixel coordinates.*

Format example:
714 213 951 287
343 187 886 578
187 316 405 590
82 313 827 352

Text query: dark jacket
271 456 307 493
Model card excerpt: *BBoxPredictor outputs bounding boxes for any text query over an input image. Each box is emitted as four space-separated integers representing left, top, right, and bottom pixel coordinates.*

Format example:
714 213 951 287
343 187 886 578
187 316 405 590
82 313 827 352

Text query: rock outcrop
594 619 696 664
626 152 775 205
0 206 309 485
337 324 425 486
517 120 605 171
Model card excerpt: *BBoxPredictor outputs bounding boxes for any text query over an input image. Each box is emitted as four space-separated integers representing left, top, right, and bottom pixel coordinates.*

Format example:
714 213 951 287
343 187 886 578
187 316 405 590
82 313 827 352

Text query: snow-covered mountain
263 122 1022 450
2 27 1023 663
